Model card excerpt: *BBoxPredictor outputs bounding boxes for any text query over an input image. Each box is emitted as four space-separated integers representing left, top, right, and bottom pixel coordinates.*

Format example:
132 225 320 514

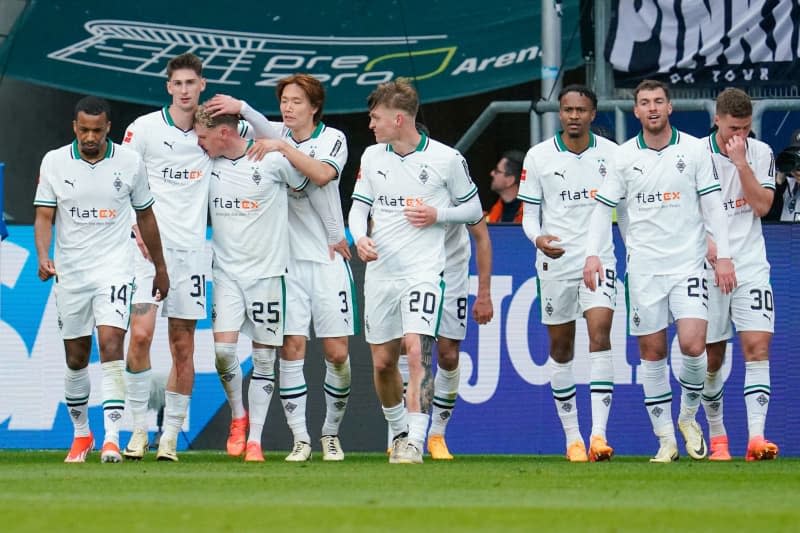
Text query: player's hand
132 224 152 262
37 258 56 281
152 267 170 301
535 235 565 259
705 235 718 268
472 293 494 324
356 236 378 262
726 135 748 167
714 258 737 294
246 139 284 162
403 204 437 228
205 94 243 117
330 238 352 261
582 255 604 291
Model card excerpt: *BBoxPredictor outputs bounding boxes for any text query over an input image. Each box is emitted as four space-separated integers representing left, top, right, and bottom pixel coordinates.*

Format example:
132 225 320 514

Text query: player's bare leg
156 318 196 461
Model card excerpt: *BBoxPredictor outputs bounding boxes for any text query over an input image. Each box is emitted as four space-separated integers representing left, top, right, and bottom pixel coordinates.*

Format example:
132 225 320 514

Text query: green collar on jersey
161 106 175 127
636 126 679 150
71 139 113 160
554 130 596 153
387 131 429 154
709 131 745 156
289 121 325 143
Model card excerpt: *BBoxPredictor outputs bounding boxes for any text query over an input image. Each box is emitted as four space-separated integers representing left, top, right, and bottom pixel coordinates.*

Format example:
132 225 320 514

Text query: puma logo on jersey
633 166 644 174
211 171 220 180
163 141 175 150
64 179 75 188
377 170 388 179
554 170 566 180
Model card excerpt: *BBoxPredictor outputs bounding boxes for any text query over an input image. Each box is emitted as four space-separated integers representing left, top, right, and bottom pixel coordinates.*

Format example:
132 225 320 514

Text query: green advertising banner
0 1 583 114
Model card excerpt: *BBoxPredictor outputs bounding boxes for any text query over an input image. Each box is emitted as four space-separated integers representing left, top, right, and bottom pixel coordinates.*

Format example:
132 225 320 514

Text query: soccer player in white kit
424 216 494 460
583 79 737 463
519 85 618 462
193 106 311 462
693 88 778 461
349 79 483 464
34 96 169 463
120 53 263 461
205 75 353 462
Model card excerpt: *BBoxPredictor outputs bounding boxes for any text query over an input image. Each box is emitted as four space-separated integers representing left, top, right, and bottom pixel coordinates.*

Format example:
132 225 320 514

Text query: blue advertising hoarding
1 224 798 455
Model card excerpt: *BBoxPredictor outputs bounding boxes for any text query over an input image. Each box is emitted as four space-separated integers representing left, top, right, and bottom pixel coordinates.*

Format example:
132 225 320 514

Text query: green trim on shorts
280 275 287 337
624 273 630 337
536 277 542 317
344 260 360 335
434 277 446 337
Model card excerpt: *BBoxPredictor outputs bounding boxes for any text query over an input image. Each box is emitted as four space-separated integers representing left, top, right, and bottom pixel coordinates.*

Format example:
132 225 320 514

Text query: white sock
279 358 310 443
702 369 726 438
321 357 351 436
65 366 91 438
640 359 674 439
162 391 190 441
678 351 706 423
214 342 245 419
549 357 582 446
101 360 125 445
125 367 151 431
744 360 771 439
387 354 411 448
407 412 429 449
429 365 459 436
248 347 276 444
589 349 614 439
383 402 408 441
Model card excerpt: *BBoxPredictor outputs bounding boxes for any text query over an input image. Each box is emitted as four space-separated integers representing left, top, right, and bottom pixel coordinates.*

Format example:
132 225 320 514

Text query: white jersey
595 127 720 275
208 141 309 280
34 141 153 291
353 133 478 280
444 223 471 273
284 122 348 263
518 132 618 279
704 134 775 280
123 107 212 251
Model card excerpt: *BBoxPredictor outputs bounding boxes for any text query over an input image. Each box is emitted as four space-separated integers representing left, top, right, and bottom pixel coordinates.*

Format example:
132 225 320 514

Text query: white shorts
284 257 357 339
132 246 209 320
438 265 469 341
212 270 286 346
626 271 708 336
363 274 444 344
537 270 617 326
707 276 775 343
55 280 133 339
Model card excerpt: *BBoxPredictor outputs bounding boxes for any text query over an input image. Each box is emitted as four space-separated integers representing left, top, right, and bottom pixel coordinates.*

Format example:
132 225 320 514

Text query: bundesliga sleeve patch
123 131 134 143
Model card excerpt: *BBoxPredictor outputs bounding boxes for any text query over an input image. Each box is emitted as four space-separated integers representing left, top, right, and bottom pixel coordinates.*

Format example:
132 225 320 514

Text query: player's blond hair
367 78 419 117
194 105 238 130
716 87 752 118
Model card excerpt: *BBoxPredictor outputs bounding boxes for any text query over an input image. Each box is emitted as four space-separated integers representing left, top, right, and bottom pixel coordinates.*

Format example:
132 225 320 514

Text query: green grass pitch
1 451 799 532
